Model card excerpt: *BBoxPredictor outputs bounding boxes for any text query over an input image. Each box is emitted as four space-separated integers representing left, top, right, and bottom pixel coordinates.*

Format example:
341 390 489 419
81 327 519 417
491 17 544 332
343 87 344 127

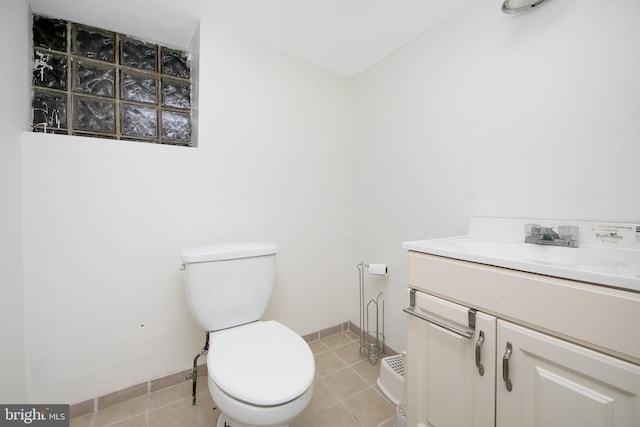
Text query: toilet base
217 413 288 427
217 414 231 427
209 375 312 427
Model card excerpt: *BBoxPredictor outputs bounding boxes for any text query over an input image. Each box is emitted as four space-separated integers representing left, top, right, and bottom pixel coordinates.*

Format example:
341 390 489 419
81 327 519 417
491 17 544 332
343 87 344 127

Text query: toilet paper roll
368 263 388 276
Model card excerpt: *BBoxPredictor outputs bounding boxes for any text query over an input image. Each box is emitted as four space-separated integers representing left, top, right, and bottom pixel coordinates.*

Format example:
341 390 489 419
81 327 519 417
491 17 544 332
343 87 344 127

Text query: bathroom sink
448 239 629 268
403 218 640 292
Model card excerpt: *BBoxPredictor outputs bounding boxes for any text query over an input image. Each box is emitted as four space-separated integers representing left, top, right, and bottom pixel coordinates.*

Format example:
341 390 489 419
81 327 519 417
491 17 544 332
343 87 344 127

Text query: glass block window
31 14 194 146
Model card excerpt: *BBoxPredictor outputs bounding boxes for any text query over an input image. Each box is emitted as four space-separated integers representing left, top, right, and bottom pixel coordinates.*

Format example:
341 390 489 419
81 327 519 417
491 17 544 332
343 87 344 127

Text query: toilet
181 242 315 427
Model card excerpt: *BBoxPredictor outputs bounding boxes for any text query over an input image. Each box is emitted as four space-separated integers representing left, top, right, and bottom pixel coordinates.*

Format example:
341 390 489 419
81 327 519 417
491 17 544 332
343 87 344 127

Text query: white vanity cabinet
405 251 640 427
406 290 496 427
496 320 640 427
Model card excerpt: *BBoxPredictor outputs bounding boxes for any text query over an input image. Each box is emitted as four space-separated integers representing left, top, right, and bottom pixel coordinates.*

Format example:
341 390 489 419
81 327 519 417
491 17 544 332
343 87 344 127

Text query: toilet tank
181 242 278 331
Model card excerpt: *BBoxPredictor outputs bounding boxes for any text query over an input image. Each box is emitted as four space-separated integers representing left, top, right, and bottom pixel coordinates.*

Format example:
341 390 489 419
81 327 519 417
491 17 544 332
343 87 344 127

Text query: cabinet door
497 320 640 427
406 291 496 427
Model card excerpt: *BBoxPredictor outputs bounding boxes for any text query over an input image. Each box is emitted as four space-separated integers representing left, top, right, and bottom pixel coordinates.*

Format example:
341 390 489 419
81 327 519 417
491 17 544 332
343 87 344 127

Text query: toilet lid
208 321 315 406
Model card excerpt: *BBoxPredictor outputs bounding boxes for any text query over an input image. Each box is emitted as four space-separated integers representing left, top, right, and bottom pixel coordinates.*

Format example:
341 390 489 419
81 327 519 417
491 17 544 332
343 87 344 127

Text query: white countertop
403 217 640 292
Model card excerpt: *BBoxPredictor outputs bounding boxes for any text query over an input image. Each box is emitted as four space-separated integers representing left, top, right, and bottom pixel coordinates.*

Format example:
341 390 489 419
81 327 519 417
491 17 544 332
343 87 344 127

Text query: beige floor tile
333 341 366 365
107 414 146 427
351 359 382 385
93 395 147 427
289 415 308 427
320 333 353 349
307 340 329 355
147 398 200 427
314 351 346 377
193 391 220 426
195 375 209 394
378 417 396 427
69 413 93 427
305 404 360 427
302 380 338 417
344 388 395 426
322 368 368 401
148 381 192 410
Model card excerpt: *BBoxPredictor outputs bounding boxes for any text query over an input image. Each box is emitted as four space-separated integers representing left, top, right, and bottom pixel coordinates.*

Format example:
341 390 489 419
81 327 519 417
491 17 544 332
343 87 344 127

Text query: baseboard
69 364 207 419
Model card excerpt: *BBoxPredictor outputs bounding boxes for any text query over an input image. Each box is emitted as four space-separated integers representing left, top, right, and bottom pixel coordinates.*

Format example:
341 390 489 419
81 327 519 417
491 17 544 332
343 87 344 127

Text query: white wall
22 21 353 403
0 0 29 403
351 0 640 354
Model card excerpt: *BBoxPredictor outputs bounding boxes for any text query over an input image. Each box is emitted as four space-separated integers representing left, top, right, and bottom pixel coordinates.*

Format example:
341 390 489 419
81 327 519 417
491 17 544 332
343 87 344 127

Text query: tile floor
70 330 397 427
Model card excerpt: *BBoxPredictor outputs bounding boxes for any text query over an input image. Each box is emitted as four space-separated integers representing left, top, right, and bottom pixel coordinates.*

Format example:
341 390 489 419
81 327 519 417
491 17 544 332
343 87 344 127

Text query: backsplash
468 217 640 250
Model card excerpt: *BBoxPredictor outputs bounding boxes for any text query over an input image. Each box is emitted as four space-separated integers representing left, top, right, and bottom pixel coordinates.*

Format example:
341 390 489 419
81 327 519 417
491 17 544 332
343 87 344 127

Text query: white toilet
181 242 315 427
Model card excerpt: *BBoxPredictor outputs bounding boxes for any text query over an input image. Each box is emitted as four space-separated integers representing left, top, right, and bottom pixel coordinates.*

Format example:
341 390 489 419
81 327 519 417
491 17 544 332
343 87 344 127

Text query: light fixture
502 0 548 14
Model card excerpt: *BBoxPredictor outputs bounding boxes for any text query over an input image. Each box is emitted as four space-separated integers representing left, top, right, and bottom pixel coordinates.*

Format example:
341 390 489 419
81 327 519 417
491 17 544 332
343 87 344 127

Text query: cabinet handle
502 342 513 391
475 331 485 376
403 289 476 339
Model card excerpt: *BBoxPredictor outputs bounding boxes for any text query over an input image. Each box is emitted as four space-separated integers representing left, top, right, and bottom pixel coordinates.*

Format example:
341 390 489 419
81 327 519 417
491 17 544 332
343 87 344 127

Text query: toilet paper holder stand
357 261 386 364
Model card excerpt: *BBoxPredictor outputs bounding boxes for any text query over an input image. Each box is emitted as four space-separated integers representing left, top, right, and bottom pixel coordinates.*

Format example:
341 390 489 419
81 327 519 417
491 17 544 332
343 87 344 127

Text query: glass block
162 78 191 109
72 24 115 62
33 15 67 52
32 89 67 131
33 50 67 90
161 111 191 141
161 47 190 79
73 96 115 133
121 104 157 138
121 37 157 71
73 60 114 98
121 71 157 104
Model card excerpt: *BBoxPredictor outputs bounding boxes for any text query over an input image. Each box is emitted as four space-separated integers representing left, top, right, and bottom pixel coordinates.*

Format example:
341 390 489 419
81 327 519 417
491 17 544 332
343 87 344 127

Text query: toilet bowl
207 321 315 427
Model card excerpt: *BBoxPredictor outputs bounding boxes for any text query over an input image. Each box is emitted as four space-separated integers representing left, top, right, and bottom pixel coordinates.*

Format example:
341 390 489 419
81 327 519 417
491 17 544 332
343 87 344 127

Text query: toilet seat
208 320 315 406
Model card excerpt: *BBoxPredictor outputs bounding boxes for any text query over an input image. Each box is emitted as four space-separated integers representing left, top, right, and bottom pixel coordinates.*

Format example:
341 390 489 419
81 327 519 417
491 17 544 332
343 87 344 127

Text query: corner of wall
0 0 30 403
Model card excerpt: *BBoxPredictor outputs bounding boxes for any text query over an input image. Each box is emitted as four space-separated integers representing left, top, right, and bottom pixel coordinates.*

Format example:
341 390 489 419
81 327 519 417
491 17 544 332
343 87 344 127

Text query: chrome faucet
525 224 579 248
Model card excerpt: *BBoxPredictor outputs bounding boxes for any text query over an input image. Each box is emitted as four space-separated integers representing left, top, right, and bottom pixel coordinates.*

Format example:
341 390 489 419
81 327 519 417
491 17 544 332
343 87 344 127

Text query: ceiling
30 0 475 78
